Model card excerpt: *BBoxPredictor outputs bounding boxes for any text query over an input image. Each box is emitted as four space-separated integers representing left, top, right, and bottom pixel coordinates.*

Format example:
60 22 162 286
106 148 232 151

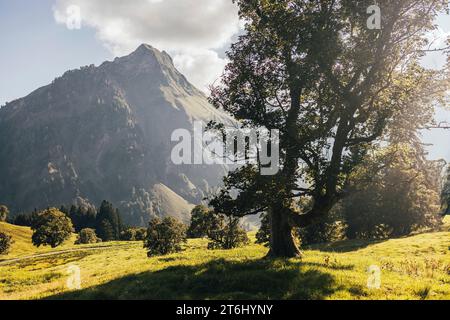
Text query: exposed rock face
0 44 230 226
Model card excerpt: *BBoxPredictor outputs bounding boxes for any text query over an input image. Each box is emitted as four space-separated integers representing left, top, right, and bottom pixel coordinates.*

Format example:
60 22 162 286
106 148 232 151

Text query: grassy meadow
0 220 450 300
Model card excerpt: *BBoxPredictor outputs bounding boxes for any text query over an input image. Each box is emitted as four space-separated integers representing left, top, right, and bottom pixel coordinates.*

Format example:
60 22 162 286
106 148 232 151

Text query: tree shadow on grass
46 258 341 300
306 239 386 253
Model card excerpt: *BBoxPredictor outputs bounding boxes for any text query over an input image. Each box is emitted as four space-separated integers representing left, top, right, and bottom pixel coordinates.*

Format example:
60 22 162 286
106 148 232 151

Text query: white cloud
174 49 228 91
53 0 240 92
422 26 450 70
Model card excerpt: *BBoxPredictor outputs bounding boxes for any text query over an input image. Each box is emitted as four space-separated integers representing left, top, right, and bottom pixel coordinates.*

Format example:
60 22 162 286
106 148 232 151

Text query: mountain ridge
0 44 230 226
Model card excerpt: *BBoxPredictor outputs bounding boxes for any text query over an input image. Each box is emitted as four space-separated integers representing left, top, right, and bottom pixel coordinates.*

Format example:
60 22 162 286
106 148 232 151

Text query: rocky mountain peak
0 45 229 226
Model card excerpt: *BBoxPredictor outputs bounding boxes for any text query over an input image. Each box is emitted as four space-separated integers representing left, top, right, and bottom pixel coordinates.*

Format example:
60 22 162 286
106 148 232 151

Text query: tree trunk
267 205 302 258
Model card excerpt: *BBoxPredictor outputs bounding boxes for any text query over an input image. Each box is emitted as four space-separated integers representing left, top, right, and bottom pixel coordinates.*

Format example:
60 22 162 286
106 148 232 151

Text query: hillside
0 221 449 300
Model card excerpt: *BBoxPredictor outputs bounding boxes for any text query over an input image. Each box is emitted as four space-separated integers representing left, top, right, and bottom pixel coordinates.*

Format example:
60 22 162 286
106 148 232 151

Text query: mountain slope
0 44 230 225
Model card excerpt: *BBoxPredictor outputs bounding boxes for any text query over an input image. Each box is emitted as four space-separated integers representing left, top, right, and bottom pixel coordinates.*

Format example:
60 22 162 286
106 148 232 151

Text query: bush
207 214 250 250
0 232 13 255
134 228 147 241
31 208 74 248
187 205 216 238
75 228 101 244
144 217 187 256
120 227 147 241
120 228 137 241
0 205 9 222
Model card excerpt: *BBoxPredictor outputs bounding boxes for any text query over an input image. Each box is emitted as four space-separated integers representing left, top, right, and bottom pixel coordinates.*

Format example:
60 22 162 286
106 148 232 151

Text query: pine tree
95 200 123 241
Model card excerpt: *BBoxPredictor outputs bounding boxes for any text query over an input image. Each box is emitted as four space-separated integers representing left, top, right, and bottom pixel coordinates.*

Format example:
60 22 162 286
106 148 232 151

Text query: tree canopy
209 0 449 257
31 208 74 248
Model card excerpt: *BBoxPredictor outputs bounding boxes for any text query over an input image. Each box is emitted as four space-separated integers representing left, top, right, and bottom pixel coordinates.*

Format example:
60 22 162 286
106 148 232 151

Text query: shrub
0 205 9 222
31 208 74 248
0 232 13 255
207 214 250 250
134 228 147 241
75 228 101 244
187 205 216 238
120 227 147 241
120 228 137 241
144 217 187 256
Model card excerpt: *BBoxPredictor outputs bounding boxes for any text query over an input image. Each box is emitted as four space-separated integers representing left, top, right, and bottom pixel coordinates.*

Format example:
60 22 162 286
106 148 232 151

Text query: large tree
209 0 448 257
31 208 74 248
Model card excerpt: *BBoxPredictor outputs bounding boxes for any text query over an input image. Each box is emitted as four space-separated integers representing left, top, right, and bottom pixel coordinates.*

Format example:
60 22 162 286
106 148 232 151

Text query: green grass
0 221 449 300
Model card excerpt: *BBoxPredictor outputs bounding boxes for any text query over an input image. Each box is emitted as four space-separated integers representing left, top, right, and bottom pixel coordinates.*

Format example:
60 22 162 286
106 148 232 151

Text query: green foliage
120 228 146 241
187 205 218 238
208 0 449 257
0 205 9 222
75 228 101 245
68 205 97 232
144 217 187 256
255 214 270 247
441 165 450 216
207 214 250 250
298 210 347 246
0 232 13 255
342 145 443 239
134 228 147 241
31 208 74 248
256 201 345 247
12 212 36 227
120 228 137 241
96 201 123 241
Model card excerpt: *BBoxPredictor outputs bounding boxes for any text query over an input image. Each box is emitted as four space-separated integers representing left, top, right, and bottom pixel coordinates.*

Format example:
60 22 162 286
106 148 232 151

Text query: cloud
53 0 241 91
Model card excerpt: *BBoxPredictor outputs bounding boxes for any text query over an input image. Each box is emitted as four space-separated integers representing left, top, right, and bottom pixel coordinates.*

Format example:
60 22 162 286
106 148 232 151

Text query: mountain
0 44 231 225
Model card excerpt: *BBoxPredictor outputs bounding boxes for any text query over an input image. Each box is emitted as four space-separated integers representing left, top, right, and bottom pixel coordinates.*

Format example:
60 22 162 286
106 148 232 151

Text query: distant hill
0 222 77 259
0 44 232 226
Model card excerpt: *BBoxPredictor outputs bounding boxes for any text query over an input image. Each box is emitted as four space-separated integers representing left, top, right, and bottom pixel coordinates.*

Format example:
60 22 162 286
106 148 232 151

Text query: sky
0 0 449 160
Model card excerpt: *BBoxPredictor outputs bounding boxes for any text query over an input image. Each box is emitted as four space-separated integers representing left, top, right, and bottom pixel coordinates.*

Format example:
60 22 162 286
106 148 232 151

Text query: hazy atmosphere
1 0 450 305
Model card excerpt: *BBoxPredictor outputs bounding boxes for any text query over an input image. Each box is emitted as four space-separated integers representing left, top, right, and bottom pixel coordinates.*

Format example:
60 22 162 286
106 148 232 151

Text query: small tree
134 228 147 241
207 214 250 250
120 228 137 241
187 205 217 238
0 205 9 222
144 217 187 256
31 208 74 248
0 232 13 255
75 228 101 244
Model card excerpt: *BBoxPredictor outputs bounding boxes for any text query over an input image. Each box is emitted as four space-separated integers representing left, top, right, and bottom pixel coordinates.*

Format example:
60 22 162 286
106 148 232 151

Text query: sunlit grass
0 222 449 300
